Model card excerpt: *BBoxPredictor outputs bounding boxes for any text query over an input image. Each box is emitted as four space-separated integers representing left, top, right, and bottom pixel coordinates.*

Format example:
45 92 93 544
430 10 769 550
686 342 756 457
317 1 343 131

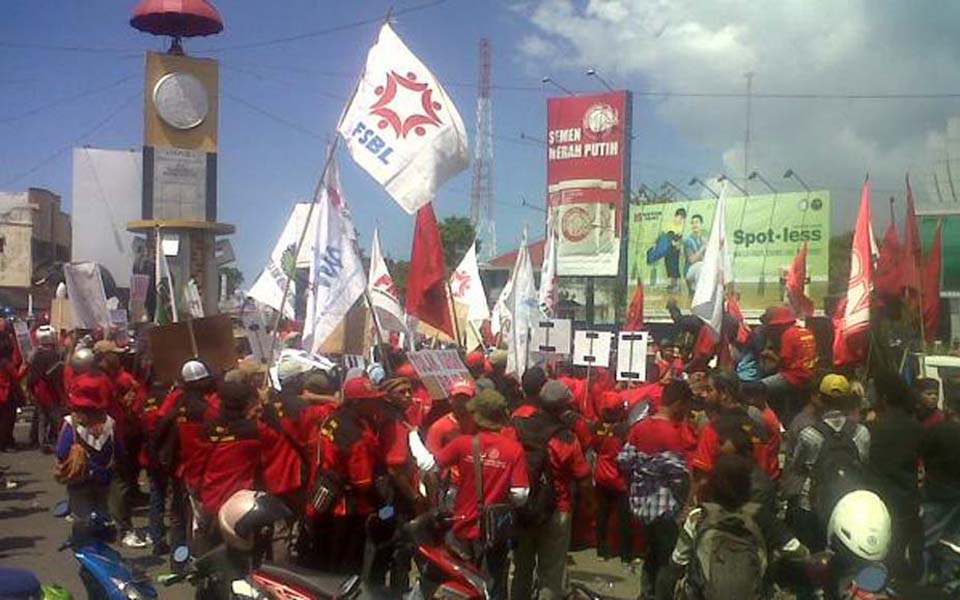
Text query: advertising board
626 191 830 316
546 91 631 277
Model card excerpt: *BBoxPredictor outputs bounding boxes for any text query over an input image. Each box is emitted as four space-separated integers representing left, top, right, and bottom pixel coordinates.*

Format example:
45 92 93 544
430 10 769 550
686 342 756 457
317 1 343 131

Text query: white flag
184 278 204 319
504 231 539 376
368 228 407 332
338 23 469 214
538 215 559 318
450 242 490 323
302 158 367 353
691 183 732 335
248 203 319 319
63 262 111 330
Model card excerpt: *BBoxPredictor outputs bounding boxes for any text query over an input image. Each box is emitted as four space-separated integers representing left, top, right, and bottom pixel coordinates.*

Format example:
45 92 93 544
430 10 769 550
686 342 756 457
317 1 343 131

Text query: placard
531 318 572 358
13 321 32 358
616 331 649 382
50 298 74 332
573 330 613 367
148 314 237 384
407 349 473 400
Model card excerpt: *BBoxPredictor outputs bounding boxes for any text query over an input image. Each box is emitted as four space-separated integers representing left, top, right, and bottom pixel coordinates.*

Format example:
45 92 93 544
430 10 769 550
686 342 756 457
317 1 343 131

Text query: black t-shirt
920 419 960 502
867 406 923 510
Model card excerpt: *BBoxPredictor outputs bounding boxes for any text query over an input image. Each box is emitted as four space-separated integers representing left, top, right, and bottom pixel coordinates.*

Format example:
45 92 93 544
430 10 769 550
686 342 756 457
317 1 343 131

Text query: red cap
465 351 485 368
343 377 386 401
449 378 476 398
600 391 624 414
767 305 797 326
394 363 417 379
69 380 106 410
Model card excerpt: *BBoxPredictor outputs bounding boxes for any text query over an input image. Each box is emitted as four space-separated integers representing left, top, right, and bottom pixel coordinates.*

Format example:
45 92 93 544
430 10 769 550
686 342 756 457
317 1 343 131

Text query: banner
407 349 472 400
546 91 631 277
248 202 319 319
63 262 111 330
626 191 831 317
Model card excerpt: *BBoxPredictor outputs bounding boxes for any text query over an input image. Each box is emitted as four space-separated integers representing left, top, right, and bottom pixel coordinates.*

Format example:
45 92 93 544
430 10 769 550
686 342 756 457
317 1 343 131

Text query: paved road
0 417 640 599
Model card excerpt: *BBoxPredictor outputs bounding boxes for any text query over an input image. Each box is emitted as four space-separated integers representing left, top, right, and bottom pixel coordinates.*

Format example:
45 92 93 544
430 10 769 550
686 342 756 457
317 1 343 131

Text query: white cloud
518 0 960 222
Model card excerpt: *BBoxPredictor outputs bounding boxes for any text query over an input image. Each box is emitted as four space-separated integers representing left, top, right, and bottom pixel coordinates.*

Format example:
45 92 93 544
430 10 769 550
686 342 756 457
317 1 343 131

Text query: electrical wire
222 91 327 140
0 91 140 188
0 74 138 125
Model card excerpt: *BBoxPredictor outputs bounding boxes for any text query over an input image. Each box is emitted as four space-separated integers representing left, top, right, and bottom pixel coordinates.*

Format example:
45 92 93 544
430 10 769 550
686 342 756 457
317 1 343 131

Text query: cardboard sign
616 331 649 382
148 314 238 384
50 298 74 332
530 319 572 358
407 349 473 400
573 330 613 367
13 321 32 358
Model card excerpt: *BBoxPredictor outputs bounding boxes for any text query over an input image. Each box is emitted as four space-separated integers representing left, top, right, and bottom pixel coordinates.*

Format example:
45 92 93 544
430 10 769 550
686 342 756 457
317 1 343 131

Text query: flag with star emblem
368 228 408 332
691 183 732 335
449 242 490 324
338 23 468 214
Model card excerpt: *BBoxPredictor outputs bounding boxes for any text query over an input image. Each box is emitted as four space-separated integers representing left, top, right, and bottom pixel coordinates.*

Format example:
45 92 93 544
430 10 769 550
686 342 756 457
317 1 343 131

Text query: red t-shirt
158 388 221 486
200 420 261 515
627 415 697 459
779 325 816 386
378 416 411 468
592 424 627 492
425 413 461 455
547 433 591 513
620 383 664 413
758 408 782 479
689 418 775 477
434 431 528 540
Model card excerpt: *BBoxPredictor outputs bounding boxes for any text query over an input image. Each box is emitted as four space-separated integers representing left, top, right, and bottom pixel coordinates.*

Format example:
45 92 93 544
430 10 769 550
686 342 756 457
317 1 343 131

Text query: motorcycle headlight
109 577 145 600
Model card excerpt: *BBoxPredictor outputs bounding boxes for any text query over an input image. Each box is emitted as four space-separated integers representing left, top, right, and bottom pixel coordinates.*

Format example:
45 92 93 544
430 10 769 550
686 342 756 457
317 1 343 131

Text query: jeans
595 487 633 561
0 401 16 450
30 403 60 448
68 480 111 538
511 511 572 600
643 517 679 600
148 470 169 546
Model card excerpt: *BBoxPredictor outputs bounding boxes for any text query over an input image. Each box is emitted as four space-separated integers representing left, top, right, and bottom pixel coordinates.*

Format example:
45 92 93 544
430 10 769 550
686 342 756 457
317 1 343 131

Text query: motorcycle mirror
172 545 191 564
52 500 70 518
853 563 888 593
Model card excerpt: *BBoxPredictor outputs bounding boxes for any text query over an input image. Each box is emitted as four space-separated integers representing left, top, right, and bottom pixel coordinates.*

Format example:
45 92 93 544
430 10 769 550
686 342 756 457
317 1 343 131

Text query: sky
3 0 960 282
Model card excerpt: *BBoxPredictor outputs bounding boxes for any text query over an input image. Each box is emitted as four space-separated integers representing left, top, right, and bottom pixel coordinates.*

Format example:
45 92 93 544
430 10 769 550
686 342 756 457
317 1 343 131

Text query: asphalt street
0 415 638 599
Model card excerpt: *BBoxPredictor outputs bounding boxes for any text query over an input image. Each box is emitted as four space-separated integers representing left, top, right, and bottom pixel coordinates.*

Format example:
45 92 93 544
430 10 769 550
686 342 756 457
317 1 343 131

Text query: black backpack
512 412 562 527
686 502 767 600
811 419 865 522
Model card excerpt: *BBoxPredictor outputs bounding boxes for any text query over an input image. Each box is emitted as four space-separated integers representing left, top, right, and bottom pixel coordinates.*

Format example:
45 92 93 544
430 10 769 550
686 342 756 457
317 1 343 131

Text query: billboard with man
626 191 831 317
546 91 631 277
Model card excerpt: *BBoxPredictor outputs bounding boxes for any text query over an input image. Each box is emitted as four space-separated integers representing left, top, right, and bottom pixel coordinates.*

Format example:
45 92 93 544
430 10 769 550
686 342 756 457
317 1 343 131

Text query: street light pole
689 177 720 199
783 169 812 192
748 171 778 194
585 68 614 91
541 76 574 95
718 174 748 196
661 181 690 199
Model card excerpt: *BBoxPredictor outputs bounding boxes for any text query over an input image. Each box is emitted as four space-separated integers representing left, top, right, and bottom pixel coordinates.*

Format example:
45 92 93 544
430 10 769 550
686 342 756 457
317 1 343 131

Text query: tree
438 216 477 268
219 266 245 296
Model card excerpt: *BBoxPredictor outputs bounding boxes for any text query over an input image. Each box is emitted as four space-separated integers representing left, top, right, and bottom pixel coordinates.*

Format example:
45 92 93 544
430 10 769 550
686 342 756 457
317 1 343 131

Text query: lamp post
783 169 812 193
748 171 778 194
689 177 719 199
718 174 748 196
661 181 690 199
585 68 614 91
541 76 574 95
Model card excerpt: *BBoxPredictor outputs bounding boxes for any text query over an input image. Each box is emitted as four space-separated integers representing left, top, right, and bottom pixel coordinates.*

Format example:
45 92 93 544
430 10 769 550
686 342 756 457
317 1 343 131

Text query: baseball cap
766 305 797 326
467 389 508 430
540 380 573 408
343 377 385 401
449 379 476 398
819 373 851 397
92 340 123 355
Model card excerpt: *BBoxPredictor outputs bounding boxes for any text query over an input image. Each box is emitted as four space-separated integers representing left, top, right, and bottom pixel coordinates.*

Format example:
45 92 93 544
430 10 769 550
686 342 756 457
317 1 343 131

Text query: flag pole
263 138 341 388
446 279 463 347
908 174 927 349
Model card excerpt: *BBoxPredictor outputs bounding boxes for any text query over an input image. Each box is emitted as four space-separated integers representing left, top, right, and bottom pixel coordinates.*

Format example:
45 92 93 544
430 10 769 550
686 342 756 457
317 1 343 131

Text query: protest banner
13 321 32 358
573 330 613 367
407 349 472 400
530 318 573 360
616 331 649 382
148 314 237 383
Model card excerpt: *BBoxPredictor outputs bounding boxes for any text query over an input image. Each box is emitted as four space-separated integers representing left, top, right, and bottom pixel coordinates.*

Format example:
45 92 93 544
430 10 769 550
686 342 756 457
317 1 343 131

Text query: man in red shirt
512 380 593 600
760 306 817 394
434 389 528 600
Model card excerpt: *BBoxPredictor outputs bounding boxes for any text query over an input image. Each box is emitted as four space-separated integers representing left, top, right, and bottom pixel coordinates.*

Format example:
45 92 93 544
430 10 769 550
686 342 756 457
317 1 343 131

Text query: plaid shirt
618 444 689 524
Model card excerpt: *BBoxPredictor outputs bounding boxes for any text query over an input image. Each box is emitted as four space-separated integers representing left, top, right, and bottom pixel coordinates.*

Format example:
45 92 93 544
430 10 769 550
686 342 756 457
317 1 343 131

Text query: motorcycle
402 511 490 600
58 511 158 600
0 566 72 599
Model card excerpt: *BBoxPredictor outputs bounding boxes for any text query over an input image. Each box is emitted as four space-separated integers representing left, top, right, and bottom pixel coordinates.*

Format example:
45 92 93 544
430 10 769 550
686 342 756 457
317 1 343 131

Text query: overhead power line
222 91 327 140
0 74 137 125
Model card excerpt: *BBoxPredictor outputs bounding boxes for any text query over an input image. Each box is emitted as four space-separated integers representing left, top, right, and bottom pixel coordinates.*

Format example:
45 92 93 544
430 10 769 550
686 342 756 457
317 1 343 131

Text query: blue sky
3 1 959 280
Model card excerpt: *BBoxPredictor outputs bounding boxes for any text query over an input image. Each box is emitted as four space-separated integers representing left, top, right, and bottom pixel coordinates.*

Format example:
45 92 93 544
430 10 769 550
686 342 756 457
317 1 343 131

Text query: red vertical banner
546 91 631 277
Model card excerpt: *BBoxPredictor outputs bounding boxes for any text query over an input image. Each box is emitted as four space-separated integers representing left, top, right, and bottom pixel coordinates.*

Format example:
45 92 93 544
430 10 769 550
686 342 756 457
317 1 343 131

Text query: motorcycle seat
255 564 358 598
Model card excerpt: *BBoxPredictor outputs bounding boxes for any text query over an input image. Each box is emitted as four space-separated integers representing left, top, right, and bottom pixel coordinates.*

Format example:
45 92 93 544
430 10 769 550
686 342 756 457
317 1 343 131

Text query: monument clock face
153 72 209 130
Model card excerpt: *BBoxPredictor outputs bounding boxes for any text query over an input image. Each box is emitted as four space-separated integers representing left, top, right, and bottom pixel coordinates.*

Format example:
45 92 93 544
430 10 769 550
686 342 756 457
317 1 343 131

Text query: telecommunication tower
471 39 496 260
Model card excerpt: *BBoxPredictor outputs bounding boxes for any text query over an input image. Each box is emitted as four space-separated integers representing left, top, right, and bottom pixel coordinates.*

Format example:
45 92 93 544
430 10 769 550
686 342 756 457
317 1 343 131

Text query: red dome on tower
130 0 223 38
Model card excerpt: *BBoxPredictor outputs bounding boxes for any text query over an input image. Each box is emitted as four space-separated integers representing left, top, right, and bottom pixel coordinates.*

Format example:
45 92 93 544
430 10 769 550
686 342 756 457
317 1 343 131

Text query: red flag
785 242 815 318
923 220 943 343
405 203 454 338
874 204 902 297
833 178 873 366
725 292 750 345
902 174 922 293
624 280 644 331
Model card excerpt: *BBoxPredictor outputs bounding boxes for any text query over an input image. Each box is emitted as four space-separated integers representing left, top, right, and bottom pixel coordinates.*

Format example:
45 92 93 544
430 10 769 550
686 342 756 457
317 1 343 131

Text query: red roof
487 239 545 270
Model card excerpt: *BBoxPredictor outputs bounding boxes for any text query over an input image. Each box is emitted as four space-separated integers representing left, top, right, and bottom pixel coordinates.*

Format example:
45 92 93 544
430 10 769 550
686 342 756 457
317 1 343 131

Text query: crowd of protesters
0 303 958 599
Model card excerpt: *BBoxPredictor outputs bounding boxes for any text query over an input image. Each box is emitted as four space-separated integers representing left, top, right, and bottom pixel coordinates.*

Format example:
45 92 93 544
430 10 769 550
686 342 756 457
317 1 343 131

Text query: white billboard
71 148 142 287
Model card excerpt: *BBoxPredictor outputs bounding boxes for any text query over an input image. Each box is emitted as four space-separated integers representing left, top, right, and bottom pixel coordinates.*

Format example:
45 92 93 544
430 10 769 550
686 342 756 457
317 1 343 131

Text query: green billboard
626 191 831 317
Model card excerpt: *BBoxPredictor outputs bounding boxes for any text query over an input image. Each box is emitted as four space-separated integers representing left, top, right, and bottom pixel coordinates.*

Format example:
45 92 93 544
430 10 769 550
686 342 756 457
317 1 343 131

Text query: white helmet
827 490 892 561
180 359 210 383
36 325 57 346
218 490 292 551
70 348 95 371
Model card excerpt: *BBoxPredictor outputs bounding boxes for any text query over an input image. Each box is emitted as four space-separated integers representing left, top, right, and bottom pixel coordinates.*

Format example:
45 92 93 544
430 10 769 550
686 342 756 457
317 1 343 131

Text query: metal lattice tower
471 38 495 260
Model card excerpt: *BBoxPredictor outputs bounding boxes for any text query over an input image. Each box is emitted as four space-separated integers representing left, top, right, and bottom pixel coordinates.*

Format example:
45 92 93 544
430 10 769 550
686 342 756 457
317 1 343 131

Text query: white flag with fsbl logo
338 23 469 214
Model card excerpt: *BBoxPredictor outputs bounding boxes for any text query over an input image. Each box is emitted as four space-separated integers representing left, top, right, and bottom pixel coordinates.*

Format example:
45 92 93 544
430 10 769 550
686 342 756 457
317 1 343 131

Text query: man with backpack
788 373 870 543
664 454 808 600
511 379 593 600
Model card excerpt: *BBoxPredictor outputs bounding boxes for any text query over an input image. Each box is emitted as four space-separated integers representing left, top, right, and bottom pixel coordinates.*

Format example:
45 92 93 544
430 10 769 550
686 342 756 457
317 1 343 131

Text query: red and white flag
368 228 407 332
338 23 468 214
785 242 815 318
833 177 874 366
538 215 559 318
449 242 490 323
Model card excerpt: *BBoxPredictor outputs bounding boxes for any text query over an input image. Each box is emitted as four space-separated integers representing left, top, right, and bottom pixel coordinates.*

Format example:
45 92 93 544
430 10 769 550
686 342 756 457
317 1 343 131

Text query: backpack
512 413 562 527
810 419 865 522
686 502 767 600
